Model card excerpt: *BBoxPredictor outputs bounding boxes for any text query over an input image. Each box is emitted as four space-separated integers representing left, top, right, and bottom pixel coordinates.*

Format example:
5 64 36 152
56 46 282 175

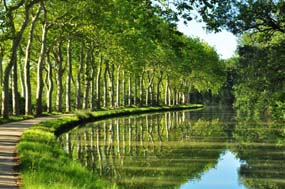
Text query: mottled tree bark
156 71 163 105
55 41 63 112
165 75 169 105
36 2 48 115
46 52 53 113
83 49 91 110
12 60 19 115
116 65 121 107
133 74 137 105
90 52 96 111
76 42 84 110
139 71 145 106
122 70 126 106
103 62 109 107
65 38 72 112
24 6 41 115
96 55 102 109
2 4 31 118
128 75 132 106
145 71 154 106
108 63 115 107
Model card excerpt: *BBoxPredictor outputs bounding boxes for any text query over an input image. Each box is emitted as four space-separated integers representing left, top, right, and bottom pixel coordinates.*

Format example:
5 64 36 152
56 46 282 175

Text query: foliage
163 0 285 34
0 0 225 118
233 32 285 120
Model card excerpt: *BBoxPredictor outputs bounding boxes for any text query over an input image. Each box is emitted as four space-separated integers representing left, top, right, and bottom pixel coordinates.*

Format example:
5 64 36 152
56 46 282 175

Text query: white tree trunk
36 4 48 115
65 38 72 112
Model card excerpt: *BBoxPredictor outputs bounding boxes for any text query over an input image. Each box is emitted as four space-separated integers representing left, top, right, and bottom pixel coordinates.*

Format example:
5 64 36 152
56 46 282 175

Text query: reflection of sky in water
180 151 247 189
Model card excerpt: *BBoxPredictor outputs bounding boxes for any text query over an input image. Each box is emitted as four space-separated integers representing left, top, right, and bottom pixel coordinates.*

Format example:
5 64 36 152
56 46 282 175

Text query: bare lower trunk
116 66 121 107
46 52 53 113
36 4 48 115
96 55 102 109
156 71 163 105
2 5 31 118
103 62 109 107
165 75 169 105
133 75 137 105
12 61 19 115
139 72 144 106
145 71 154 106
0 47 3 115
128 75 132 106
55 41 63 112
108 63 115 107
76 43 84 110
65 38 72 112
173 88 177 105
24 6 41 115
19 61 25 98
122 70 126 106
90 53 96 111
83 49 91 110
168 88 172 105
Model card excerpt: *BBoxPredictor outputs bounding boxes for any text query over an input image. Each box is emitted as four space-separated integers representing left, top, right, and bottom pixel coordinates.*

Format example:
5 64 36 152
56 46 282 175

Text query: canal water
59 107 285 189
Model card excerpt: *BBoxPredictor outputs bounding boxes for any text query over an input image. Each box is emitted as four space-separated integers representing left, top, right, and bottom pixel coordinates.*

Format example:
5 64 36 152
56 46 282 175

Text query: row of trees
232 33 285 120
0 0 225 118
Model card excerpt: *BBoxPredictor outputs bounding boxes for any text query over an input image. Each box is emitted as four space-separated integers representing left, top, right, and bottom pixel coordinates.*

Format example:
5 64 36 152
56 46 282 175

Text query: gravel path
0 115 62 189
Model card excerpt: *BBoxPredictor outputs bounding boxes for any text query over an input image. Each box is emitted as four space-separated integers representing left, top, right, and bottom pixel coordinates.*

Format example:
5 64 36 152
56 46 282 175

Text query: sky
177 20 238 59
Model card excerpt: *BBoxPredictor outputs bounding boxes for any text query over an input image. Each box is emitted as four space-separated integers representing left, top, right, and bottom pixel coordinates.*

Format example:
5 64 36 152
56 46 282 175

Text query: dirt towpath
0 115 63 189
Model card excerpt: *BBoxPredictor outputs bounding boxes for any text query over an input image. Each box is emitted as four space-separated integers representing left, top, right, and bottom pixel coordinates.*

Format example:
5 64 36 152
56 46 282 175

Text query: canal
59 107 285 189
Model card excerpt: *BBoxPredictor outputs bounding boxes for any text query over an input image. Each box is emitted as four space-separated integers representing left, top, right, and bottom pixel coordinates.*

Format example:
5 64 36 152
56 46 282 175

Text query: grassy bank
16 104 202 189
0 115 35 124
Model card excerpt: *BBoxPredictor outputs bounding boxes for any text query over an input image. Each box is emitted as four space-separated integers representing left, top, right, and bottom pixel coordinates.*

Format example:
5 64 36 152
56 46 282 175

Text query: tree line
2 0 284 120
0 0 225 118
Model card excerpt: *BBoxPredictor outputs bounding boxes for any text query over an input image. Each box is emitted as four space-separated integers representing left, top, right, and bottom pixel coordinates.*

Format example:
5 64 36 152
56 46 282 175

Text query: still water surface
59 107 285 189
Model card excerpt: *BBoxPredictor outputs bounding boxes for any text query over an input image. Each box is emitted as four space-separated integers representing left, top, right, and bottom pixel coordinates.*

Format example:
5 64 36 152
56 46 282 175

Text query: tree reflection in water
59 108 285 189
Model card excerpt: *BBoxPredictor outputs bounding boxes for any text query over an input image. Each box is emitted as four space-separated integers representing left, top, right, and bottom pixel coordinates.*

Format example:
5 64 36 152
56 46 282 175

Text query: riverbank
17 104 202 189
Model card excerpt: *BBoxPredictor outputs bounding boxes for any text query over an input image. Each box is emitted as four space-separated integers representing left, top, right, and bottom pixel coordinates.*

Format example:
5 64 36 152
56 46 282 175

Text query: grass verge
17 104 203 189
0 112 60 125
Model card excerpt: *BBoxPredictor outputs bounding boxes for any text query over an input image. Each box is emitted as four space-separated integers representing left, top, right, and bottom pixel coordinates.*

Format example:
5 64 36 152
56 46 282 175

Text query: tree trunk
150 85 153 106
122 70 126 106
19 59 25 98
145 71 154 106
24 6 41 115
90 52 96 111
156 71 163 105
103 62 109 107
55 41 63 112
134 74 137 105
12 60 19 115
139 71 144 106
2 5 31 118
83 49 91 110
96 54 102 109
46 52 53 113
76 42 84 110
128 75 132 106
0 46 3 87
168 88 172 105
108 63 115 107
65 38 72 112
165 75 169 105
36 3 47 115
0 46 4 115
116 65 121 107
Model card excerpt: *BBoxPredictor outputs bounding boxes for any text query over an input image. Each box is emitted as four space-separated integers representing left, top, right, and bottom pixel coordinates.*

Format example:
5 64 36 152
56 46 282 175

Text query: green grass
0 112 61 124
0 115 35 124
17 104 202 189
